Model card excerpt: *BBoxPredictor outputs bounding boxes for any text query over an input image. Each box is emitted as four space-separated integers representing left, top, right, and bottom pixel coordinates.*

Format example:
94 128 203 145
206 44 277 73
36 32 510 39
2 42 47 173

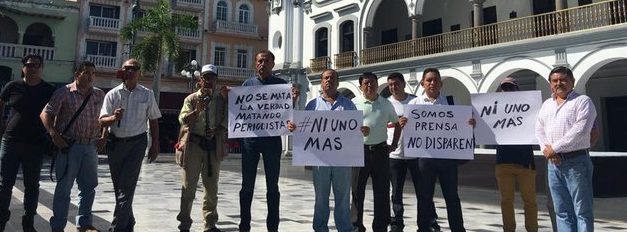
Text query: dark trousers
351 143 390 232
418 159 465 232
0 138 44 227
390 158 423 231
239 137 282 231
107 136 147 232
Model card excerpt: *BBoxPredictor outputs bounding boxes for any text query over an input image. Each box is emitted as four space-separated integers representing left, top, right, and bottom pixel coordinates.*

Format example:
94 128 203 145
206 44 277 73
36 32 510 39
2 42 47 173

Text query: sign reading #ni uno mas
402 105 474 160
292 110 364 167
228 84 293 138
471 90 541 145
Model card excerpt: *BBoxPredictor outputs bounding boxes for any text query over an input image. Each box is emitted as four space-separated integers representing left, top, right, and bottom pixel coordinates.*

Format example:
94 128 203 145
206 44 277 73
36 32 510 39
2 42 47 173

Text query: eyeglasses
123 66 141 72
24 63 41 68
500 83 518 91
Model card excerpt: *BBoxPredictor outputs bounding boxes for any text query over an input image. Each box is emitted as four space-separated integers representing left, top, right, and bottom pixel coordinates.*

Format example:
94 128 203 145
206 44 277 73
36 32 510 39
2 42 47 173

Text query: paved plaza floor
5 154 627 231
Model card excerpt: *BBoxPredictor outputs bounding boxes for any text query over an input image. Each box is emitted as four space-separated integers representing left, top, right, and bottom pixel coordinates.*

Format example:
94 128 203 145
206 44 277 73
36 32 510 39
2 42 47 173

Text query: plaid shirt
44 83 105 139
535 91 597 153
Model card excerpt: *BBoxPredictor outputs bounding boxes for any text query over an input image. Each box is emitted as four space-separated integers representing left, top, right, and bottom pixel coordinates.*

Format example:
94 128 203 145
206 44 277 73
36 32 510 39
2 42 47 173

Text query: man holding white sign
230 50 299 232
399 68 473 232
351 72 401 232
288 69 360 232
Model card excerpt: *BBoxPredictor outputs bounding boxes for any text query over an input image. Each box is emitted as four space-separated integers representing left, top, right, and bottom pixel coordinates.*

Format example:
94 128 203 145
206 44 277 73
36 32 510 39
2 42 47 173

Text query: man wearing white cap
176 64 228 232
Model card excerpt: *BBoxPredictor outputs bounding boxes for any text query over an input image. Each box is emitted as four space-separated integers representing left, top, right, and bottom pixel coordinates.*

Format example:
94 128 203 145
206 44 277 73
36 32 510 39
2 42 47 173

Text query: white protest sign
403 105 474 160
228 84 293 138
471 91 541 145
292 110 364 167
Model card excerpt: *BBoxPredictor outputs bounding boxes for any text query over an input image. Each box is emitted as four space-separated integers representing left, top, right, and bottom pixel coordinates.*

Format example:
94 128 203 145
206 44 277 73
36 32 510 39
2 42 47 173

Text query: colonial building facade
269 0 627 154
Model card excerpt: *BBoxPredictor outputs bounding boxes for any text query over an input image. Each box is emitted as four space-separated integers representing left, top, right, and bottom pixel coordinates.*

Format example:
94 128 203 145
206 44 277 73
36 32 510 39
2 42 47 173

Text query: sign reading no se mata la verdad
471 90 541 145
402 104 474 160
227 84 293 138
292 110 364 167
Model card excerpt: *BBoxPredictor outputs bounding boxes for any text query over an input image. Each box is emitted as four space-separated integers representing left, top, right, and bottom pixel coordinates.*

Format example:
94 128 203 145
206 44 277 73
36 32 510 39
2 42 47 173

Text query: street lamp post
180 59 200 92
129 0 141 56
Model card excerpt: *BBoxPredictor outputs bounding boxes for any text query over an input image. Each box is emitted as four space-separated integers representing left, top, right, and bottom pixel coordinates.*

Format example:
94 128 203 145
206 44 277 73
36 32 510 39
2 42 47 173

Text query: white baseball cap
200 64 218 76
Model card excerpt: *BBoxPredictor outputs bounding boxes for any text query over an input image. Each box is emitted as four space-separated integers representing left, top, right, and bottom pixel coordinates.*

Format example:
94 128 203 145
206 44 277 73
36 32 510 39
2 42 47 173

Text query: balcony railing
310 56 330 73
216 66 256 79
214 20 258 35
359 0 627 66
0 43 54 60
87 55 118 69
178 0 202 4
176 27 201 39
334 51 357 69
89 16 120 30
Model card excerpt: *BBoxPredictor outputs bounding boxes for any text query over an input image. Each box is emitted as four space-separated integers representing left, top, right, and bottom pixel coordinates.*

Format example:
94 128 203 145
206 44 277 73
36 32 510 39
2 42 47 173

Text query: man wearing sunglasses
0 54 56 232
99 59 162 232
176 64 227 232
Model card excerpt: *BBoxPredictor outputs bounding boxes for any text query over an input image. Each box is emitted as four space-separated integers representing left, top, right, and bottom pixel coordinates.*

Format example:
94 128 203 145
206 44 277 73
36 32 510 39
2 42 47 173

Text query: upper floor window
237 49 248 68
315 28 328 57
238 4 250 24
86 40 117 57
340 21 354 52
214 47 226 66
89 4 120 19
217 1 228 21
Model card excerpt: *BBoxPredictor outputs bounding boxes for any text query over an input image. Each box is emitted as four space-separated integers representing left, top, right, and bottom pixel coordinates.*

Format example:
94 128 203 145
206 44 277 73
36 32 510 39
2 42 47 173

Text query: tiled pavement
5 154 627 232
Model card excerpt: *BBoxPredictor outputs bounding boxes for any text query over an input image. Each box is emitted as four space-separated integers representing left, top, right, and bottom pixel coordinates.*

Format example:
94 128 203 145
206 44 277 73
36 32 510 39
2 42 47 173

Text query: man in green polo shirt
351 72 401 232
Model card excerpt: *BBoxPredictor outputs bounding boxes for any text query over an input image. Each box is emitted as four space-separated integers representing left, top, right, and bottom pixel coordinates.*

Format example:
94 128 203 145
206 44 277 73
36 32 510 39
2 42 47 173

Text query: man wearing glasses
0 54 56 232
99 59 162 232
176 64 227 232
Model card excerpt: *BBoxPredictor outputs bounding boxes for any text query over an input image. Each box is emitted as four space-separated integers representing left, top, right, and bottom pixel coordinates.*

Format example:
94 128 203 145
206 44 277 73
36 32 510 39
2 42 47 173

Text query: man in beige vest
176 64 228 232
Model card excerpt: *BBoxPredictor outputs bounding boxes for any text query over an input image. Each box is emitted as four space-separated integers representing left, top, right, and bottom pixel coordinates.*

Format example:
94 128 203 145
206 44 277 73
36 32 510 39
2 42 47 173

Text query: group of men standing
0 51 598 232
0 55 161 232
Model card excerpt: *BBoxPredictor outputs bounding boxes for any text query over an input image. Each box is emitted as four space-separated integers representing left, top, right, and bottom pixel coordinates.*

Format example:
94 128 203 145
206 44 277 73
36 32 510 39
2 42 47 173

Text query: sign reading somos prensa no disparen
403 104 474 160
292 110 364 167
471 90 541 145
228 84 293 138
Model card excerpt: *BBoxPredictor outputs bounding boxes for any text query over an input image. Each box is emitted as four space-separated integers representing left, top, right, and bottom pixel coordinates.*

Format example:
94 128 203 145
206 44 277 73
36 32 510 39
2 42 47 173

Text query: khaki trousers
177 140 221 231
495 164 538 232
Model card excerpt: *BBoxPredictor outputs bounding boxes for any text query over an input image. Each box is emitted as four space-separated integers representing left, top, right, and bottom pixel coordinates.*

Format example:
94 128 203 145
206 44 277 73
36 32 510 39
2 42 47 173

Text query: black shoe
180 230 190 232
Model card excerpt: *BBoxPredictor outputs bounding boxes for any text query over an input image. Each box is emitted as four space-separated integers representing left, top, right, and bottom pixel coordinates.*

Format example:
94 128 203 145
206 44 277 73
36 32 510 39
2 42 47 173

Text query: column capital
468 0 485 5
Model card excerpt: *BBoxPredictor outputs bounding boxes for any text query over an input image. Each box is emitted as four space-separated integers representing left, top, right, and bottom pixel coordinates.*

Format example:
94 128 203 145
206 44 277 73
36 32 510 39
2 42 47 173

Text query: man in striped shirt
535 66 597 232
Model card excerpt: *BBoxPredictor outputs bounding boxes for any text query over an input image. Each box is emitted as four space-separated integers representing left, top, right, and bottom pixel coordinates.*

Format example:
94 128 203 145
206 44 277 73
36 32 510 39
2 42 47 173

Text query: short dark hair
75 61 96 73
255 50 275 62
548 66 574 82
321 69 338 79
420 67 441 84
22 54 43 65
387 72 405 83
359 72 377 85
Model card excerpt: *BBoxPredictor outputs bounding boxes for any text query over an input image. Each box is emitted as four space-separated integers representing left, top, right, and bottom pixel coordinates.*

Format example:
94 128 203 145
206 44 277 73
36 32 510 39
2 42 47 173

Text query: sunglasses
123 66 141 72
500 83 518 91
24 63 41 68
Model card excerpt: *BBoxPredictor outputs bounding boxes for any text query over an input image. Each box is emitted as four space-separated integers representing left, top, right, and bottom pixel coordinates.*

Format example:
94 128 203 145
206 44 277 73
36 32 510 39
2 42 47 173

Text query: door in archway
605 96 627 152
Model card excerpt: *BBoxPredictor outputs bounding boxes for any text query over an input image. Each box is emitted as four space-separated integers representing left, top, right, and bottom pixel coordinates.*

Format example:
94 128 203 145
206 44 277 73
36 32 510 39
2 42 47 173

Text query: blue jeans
50 143 99 230
312 166 352 232
548 153 594 232
0 138 44 224
239 137 282 231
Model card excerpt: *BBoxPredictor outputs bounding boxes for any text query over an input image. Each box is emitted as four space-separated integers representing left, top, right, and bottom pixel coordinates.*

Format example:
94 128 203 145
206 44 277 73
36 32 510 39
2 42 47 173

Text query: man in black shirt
494 77 537 232
0 54 56 232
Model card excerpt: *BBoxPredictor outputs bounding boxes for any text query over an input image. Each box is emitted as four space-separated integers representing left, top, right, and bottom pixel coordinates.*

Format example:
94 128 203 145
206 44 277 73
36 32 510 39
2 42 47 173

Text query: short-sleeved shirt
0 79 56 144
44 83 105 139
179 90 227 136
241 75 287 142
305 94 356 111
387 94 416 159
100 83 162 137
353 95 399 145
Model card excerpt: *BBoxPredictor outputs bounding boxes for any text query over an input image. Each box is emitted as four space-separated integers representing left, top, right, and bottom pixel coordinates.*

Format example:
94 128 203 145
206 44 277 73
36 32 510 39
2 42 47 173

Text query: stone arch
0 16 19 44
481 57 553 93
23 23 54 47
572 43 627 93
338 81 360 99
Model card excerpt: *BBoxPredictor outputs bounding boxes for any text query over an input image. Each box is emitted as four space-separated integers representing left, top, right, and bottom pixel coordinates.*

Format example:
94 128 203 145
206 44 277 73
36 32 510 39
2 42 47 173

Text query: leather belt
111 132 146 143
556 149 589 160
364 142 387 151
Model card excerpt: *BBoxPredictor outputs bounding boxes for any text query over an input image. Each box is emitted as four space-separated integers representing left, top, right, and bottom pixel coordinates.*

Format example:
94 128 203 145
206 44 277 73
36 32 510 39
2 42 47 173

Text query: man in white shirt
99 59 162 232
535 66 596 232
